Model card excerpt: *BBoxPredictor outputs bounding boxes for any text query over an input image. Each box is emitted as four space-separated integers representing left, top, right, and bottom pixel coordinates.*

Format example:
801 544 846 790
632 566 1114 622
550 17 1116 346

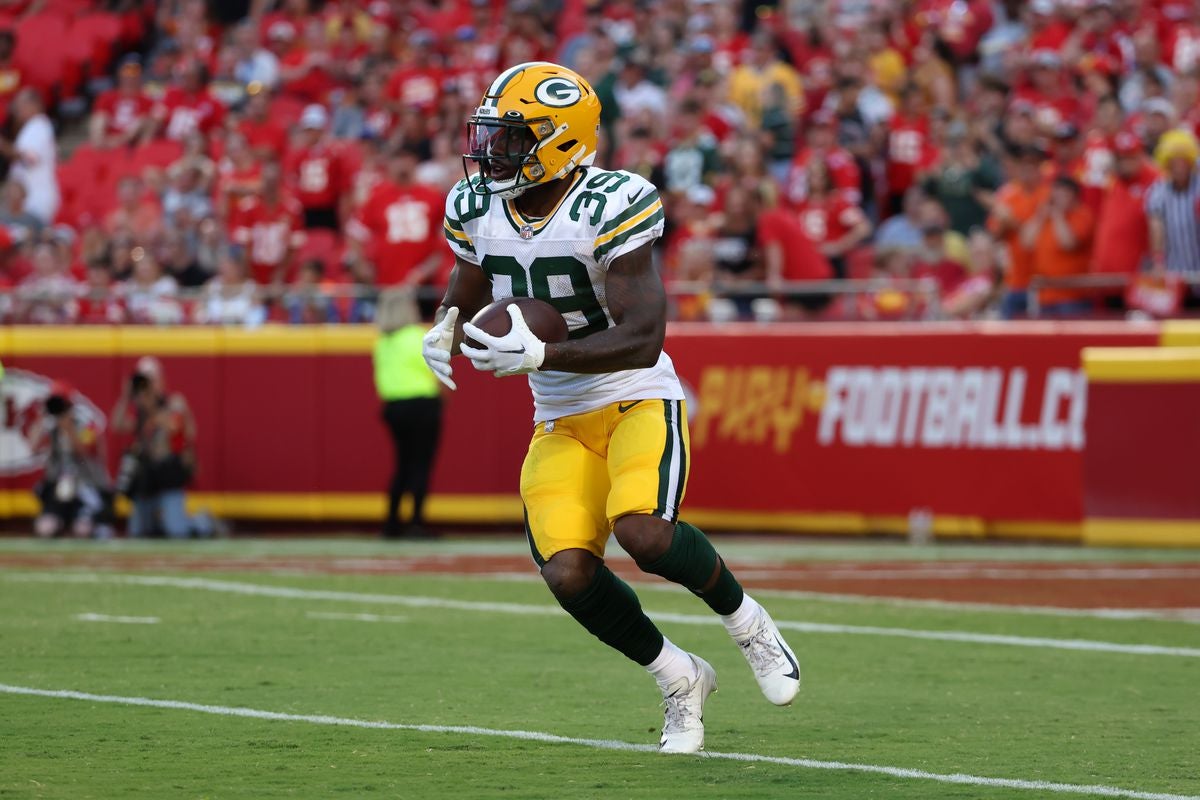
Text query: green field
1 537 1198 800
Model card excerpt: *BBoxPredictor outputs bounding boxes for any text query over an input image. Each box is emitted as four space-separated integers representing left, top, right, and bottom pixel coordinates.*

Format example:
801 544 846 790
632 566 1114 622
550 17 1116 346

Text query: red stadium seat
128 140 185 173
335 139 365 177
298 229 343 273
845 246 875 281
68 13 123 76
63 143 113 185
14 12 81 101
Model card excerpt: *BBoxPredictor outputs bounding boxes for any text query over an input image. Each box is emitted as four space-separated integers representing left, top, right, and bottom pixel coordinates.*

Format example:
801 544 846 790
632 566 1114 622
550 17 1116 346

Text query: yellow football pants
520 399 689 565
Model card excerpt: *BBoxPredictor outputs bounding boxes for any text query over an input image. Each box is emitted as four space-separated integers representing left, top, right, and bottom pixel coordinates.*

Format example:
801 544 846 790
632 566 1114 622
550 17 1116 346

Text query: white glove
422 307 459 390
459 304 547 378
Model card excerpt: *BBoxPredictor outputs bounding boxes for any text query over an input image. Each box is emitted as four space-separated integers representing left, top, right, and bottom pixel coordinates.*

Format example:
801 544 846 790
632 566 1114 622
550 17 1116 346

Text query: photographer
111 357 198 539
32 382 114 539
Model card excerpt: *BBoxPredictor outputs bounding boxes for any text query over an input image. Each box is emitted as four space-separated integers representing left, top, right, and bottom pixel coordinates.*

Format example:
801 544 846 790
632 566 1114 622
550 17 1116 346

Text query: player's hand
459 304 546 378
422 307 459 391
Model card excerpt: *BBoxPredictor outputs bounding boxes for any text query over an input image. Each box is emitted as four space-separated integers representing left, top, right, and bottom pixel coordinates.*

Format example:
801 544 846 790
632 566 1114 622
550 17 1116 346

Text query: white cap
135 356 162 379
1143 97 1177 119
300 104 328 130
1031 0 1056 13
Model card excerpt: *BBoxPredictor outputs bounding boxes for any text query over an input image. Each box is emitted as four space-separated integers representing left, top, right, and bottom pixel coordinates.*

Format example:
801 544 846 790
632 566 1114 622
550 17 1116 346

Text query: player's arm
436 255 492 354
540 241 663 374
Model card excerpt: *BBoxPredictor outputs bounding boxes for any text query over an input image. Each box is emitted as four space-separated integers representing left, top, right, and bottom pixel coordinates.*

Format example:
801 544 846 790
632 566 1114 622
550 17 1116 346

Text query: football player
422 62 800 753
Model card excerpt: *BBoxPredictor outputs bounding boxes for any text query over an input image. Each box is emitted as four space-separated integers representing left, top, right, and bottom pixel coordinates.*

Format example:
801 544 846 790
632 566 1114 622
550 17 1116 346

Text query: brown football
465 297 569 349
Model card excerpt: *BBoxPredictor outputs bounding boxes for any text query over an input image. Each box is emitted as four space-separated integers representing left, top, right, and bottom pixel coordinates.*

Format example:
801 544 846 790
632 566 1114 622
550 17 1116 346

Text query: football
465 297 569 348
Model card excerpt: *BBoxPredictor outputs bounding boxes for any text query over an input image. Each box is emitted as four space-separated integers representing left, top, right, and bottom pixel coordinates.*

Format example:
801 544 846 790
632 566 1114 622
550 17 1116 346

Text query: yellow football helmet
464 61 601 198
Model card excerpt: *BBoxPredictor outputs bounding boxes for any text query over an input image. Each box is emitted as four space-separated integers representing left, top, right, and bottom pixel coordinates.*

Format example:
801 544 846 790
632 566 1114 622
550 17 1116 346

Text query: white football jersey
444 167 685 422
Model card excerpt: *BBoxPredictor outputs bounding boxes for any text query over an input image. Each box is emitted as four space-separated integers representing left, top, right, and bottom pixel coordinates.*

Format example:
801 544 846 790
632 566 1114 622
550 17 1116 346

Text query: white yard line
751 588 1200 623
15 569 1200 626
732 567 1200 581
10 564 1199 624
73 613 160 625
0 683 1193 800
306 611 409 623
10 572 1200 659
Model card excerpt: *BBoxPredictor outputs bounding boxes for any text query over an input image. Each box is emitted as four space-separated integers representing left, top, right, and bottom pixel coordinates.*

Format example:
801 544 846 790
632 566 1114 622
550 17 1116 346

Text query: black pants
382 397 442 534
303 205 339 231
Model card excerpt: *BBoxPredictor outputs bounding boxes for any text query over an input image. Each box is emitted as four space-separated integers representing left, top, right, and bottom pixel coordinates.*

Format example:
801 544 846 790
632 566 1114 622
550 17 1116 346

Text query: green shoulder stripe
596 190 660 236
594 208 665 259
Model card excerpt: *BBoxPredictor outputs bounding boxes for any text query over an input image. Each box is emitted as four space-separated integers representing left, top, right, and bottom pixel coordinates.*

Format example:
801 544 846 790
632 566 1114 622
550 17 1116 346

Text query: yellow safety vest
373 326 440 401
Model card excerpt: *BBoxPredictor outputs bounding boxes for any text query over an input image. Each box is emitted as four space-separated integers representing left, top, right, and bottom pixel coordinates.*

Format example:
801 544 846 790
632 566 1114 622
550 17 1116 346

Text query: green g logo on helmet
534 77 582 108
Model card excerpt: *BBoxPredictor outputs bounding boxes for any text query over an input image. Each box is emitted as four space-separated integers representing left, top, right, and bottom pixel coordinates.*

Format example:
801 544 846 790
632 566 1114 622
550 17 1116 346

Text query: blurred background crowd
1 0 1200 323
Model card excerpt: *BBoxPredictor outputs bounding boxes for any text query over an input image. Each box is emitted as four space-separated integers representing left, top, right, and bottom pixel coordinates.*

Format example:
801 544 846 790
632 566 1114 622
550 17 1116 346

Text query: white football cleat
658 655 718 754
735 606 801 706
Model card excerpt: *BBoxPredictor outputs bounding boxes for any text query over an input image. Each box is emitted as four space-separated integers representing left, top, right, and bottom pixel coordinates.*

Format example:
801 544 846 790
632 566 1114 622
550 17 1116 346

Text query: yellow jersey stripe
593 200 664 247
443 222 471 242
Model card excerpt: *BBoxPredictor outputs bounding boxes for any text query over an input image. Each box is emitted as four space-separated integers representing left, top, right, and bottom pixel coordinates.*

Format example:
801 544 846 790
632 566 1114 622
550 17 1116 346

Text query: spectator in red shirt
785 109 862 207
1015 50 1080 135
150 61 226 142
1094 131 1160 299
1164 1 1200 73
1027 0 1073 52
279 18 340 103
348 142 444 288
286 104 346 231
76 261 126 324
232 161 306 287
1076 94 1123 188
912 219 969 299
885 84 940 216
236 87 288 161
386 33 445 115
214 131 263 220
260 0 309 45
793 160 872 279
89 56 153 149
759 200 833 316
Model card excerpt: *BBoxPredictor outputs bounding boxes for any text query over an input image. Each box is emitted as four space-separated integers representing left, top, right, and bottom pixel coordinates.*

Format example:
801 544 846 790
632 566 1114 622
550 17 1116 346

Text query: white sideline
10 572 1200 659
732 567 1200 581
306 611 409 623
74 613 160 624
0 683 1194 800
354 569 1200 624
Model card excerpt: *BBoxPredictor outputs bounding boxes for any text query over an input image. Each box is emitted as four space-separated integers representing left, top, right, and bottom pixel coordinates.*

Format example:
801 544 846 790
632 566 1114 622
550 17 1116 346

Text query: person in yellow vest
374 289 443 539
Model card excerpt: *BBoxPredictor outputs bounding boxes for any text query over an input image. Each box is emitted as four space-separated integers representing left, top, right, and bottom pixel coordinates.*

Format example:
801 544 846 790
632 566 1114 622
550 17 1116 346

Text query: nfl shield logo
520 225 534 240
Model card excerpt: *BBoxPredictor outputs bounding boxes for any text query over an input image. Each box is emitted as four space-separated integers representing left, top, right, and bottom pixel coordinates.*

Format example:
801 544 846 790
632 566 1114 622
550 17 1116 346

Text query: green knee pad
557 563 664 666
641 521 744 616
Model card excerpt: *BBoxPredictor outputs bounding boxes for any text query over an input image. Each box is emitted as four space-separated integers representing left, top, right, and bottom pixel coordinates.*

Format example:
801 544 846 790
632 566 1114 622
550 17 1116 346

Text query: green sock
557 564 664 666
640 520 745 616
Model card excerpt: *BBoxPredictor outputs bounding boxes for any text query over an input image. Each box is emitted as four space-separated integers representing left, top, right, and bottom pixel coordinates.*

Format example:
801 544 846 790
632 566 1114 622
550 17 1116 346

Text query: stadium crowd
0 0 1199 323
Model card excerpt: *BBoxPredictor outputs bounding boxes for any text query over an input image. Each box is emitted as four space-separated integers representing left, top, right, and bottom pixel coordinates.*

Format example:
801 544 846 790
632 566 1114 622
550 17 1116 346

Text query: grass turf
0 539 1197 799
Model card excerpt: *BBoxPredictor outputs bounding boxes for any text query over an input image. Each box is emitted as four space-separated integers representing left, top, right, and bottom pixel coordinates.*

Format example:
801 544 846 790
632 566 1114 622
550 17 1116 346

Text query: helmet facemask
463 113 546 199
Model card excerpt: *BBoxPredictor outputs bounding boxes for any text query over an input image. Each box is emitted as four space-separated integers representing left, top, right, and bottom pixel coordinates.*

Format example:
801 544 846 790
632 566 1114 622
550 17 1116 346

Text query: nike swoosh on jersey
617 400 644 413
626 189 643 204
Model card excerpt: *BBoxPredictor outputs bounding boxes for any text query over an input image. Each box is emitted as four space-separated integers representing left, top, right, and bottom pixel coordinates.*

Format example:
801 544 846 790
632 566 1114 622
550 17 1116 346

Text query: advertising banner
0 323 1159 537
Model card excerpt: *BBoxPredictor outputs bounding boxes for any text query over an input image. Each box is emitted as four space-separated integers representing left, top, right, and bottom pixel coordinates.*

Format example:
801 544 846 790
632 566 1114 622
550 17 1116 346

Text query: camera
130 372 150 393
44 394 71 416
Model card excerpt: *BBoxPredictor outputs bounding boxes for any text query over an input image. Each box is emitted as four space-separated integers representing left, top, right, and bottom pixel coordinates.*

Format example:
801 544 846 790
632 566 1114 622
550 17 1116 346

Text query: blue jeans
1000 290 1028 319
1040 300 1094 317
129 490 189 539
